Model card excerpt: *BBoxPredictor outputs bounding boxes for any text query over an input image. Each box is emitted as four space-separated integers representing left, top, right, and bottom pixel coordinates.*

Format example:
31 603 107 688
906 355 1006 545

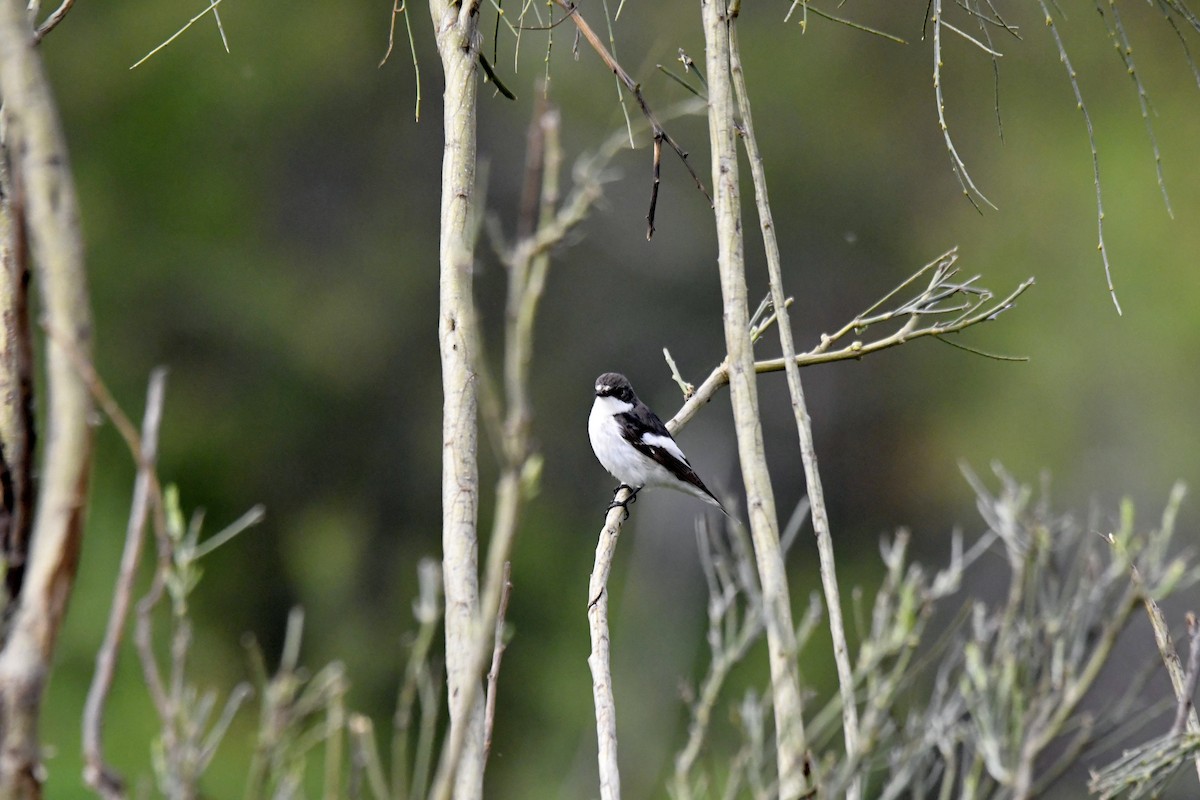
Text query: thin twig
662 348 694 399
32 0 74 42
482 561 513 764
348 715 391 800
729 13 858 799
1036 0 1121 314
1133 494 1200 784
802 3 907 43
81 369 167 799
669 251 1033 433
549 0 710 238
1171 613 1200 735
130 0 226 70
931 0 997 212
1098 0 1173 218
380 1 423 121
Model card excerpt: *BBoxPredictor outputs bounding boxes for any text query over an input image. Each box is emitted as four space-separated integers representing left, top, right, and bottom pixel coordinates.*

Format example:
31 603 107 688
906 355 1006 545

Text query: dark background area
23 0 1200 796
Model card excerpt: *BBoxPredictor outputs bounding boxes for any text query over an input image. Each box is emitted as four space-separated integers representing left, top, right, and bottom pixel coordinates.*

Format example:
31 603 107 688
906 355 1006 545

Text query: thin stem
703 1 808 795
1035 0 1121 314
549 0 710 238
931 0 996 211
482 562 513 764
82 370 168 799
729 16 858 800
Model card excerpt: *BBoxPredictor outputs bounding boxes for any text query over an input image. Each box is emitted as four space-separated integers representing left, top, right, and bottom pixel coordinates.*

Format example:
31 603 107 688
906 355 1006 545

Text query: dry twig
548 0 710 239
82 370 168 799
482 561 513 764
670 247 1032 432
32 0 75 42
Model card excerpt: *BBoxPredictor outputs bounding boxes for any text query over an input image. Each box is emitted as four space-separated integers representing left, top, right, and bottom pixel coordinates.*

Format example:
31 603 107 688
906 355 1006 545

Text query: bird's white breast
589 395 685 490
589 395 643 484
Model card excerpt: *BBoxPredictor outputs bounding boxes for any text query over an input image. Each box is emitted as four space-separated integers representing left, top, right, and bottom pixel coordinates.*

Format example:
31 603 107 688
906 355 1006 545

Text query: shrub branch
0 0 95 793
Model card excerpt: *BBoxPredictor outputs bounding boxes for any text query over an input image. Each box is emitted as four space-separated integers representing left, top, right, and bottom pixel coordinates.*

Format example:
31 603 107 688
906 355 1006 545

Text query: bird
588 371 726 517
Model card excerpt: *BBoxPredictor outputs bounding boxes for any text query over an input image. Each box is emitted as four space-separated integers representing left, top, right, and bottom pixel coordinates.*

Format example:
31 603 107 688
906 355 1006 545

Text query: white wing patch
642 432 689 467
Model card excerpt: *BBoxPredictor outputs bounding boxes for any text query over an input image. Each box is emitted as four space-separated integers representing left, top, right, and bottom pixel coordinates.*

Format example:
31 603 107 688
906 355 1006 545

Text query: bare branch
728 13 858 799
1035 0 1121 313
379 1 423 122
930 0 997 212
130 0 227 70
702 2 808 795
1097 0 1173 218
31 0 74 43
548 0 710 238
482 561 512 764
1171 613 1200 736
82 369 168 800
0 0 95 790
425 0 487 794
587 496 631 800
671 249 1031 433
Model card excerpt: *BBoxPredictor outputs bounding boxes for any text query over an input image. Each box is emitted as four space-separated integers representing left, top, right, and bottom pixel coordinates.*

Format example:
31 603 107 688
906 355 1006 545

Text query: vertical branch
0 134 35 605
427 0 486 798
587 500 631 800
701 1 807 796
727 14 859 799
0 0 95 795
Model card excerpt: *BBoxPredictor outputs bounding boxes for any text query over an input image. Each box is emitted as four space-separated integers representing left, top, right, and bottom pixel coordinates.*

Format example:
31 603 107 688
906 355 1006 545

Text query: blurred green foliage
23 0 1200 797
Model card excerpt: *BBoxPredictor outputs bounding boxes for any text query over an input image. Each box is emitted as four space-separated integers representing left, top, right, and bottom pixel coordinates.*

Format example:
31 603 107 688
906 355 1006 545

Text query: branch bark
428 1 486 798
83 369 167 799
728 12 859 798
587 497 632 800
0 0 95 794
0 124 35 605
701 1 807 796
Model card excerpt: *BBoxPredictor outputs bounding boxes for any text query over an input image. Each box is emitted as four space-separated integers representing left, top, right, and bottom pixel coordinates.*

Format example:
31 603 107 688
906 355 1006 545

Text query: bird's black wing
614 401 674 449
616 403 722 504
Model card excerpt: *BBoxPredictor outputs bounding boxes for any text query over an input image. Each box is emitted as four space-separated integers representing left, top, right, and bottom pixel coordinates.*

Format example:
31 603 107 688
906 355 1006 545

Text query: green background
26 0 1200 796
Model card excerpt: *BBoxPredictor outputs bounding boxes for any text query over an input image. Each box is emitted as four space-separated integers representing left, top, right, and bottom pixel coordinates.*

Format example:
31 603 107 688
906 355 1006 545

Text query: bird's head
594 372 635 404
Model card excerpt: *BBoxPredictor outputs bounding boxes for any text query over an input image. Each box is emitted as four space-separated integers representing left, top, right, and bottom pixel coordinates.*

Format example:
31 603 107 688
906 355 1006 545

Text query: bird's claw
605 484 640 521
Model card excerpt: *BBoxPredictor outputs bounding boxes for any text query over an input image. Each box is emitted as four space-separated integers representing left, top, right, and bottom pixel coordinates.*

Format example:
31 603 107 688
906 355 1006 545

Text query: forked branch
670 247 1033 431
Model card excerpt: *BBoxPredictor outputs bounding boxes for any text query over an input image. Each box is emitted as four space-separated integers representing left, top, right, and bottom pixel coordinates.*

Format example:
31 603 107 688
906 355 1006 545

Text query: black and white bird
588 372 726 516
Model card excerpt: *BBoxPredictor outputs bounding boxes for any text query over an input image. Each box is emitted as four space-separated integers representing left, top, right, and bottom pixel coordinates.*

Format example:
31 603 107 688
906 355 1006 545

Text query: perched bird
588 372 726 516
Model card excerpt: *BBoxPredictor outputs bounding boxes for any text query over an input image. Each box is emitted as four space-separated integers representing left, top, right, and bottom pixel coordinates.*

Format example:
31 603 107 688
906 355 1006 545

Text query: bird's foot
606 485 641 521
